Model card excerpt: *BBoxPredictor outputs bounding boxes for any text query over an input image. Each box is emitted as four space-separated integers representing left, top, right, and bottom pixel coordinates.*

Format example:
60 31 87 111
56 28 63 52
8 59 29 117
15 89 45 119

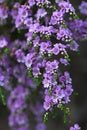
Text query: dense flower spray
0 0 87 130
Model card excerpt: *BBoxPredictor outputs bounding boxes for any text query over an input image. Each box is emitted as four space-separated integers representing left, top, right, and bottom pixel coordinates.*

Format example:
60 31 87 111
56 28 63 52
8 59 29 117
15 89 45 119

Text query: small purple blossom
36 8 47 20
0 36 8 48
60 58 69 66
70 124 80 130
28 0 35 7
79 1 87 15
36 123 46 130
15 49 25 63
52 43 60 55
25 53 33 68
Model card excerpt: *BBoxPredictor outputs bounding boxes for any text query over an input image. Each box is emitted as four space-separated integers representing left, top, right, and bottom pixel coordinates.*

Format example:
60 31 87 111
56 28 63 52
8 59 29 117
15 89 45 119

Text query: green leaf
33 76 42 86
27 70 32 78
59 104 64 111
65 107 70 115
26 41 32 47
43 112 48 124
51 107 59 119
0 88 6 106
64 55 70 62
54 72 58 79
49 88 52 95
63 114 67 123
3 47 9 54
73 92 79 96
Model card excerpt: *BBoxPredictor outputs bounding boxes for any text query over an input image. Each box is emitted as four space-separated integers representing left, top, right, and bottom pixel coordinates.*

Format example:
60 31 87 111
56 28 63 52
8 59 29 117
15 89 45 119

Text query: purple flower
43 78 51 88
25 32 33 42
52 43 60 55
33 36 40 47
24 17 33 27
70 124 80 130
79 1 87 15
9 114 16 127
45 60 58 74
36 123 46 130
0 36 8 48
9 113 29 129
29 23 40 33
32 66 41 77
59 1 75 13
0 5 8 19
0 75 5 86
18 5 28 19
0 0 4 3
50 10 63 25
15 49 25 63
66 40 79 52
36 8 47 20
64 71 72 84
28 0 35 7
44 96 52 110
25 53 33 68
36 0 50 6
60 58 69 66
57 27 72 41
40 41 51 54
15 112 29 125
51 60 59 70
15 16 23 28
65 85 73 96
59 75 66 83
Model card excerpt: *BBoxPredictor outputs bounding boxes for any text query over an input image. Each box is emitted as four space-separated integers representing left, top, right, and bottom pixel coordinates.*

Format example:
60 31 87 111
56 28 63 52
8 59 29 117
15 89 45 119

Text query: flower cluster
0 0 85 130
79 1 87 15
69 19 87 41
43 71 73 111
30 102 46 130
69 1 87 41
7 85 29 130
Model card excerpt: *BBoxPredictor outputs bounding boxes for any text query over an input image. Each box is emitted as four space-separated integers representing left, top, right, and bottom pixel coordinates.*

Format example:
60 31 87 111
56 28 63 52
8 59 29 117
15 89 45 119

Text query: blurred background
0 0 87 130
